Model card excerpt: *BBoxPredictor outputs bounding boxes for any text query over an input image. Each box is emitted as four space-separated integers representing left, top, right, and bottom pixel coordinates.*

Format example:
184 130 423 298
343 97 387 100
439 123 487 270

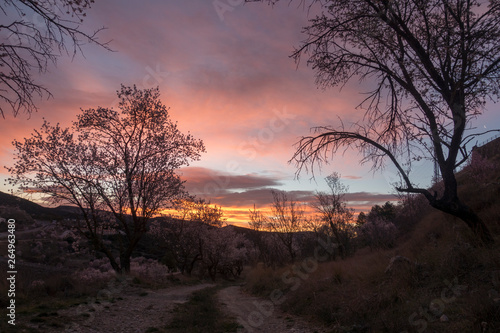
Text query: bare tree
312 173 356 258
248 204 265 231
251 0 500 244
262 190 307 263
0 0 109 118
8 85 206 273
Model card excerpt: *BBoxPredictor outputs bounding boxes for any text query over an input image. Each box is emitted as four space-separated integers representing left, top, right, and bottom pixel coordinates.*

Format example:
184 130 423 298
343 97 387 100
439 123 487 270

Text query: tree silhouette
8 85 205 273
255 190 307 263
312 173 356 258
0 0 109 118
250 0 500 244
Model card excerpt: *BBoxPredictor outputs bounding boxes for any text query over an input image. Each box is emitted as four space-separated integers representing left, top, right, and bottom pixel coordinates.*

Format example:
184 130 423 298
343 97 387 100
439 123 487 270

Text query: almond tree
250 0 500 244
0 0 109 117
201 226 250 281
150 198 227 275
8 86 205 273
151 199 251 280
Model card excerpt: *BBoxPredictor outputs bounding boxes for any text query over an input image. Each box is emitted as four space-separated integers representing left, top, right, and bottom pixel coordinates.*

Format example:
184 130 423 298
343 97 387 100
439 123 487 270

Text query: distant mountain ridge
1 135 498 222
0 191 80 220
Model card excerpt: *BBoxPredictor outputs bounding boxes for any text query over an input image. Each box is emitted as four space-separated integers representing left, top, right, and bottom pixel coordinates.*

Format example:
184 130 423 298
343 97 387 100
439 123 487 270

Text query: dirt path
218 286 327 333
58 282 214 333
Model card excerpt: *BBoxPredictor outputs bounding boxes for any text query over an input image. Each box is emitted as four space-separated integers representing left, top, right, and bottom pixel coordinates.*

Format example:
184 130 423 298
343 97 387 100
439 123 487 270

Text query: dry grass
244 175 500 332
0 262 118 332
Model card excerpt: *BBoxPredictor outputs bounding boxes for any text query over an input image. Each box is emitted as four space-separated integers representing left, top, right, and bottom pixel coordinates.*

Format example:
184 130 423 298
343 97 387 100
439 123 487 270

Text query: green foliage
367 202 396 223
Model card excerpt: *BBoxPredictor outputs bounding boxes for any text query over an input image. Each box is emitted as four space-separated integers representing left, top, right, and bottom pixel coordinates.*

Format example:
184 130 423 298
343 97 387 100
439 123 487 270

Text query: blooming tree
358 217 398 250
200 226 250 281
8 86 205 273
150 198 251 279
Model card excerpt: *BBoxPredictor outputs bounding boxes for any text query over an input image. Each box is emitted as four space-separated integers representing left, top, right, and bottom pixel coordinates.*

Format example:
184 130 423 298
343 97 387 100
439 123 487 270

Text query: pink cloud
0 1 426 220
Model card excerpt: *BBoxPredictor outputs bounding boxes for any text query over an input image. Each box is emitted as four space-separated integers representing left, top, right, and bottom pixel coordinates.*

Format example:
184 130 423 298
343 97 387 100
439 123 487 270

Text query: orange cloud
0 0 441 225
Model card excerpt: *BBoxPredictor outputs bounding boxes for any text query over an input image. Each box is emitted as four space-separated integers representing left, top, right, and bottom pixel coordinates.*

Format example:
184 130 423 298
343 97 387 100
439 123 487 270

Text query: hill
0 191 61 221
242 135 500 332
0 191 84 221
474 135 500 161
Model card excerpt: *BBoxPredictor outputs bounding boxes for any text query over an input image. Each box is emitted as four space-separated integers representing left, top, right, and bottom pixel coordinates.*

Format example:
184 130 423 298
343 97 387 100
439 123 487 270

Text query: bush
466 149 497 184
72 267 116 285
130 257 171 287
358 217 398 249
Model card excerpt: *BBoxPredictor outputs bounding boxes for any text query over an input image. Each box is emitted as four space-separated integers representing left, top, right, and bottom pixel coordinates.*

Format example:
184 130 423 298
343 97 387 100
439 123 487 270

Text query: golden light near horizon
1 0 494 234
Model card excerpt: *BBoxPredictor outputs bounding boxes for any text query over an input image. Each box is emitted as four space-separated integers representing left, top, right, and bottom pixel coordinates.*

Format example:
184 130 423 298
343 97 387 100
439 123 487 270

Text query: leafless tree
262 190 307 262
248 204 265 231
312 173 356 258
250 0 500 244
8 85 206 273
0 0 109 118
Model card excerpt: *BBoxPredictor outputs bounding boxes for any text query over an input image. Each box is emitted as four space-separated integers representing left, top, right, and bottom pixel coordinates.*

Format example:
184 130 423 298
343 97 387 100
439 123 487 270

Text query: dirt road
218 285 327 333
59 282 214 333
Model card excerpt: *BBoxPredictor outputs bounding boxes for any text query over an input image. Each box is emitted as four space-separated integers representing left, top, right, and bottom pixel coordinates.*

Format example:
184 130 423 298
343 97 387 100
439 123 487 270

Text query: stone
384 256 412 275
439 314 449 322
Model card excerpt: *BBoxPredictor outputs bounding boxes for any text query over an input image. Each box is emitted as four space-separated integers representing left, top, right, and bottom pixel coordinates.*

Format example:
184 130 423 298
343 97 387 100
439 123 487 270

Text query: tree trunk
208 264 217 282
427 166 495 245
455 204 494 245
431 198 494 245
107 254 122 274
120 253 131 274
98 242 122 274
187 254 201 275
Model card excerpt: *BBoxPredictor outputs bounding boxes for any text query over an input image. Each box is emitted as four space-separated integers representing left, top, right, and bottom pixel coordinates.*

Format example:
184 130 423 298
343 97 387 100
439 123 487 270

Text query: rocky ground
58 282 215 333
218 286 327 333
22 282 328 333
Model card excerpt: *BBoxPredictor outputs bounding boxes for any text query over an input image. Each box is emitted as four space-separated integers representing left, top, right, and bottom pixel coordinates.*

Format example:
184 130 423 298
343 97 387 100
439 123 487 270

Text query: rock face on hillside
384 255 412 275
474 136 500 160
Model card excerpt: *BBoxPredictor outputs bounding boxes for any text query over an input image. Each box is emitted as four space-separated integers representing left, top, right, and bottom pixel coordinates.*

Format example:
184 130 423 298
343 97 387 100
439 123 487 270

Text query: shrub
358 217 398 249
130 257 170 287
72 267 116 285
467 149 497 184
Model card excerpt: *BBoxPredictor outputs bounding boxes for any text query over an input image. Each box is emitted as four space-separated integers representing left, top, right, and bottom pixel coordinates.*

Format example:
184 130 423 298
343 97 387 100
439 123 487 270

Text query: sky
1 0 499 226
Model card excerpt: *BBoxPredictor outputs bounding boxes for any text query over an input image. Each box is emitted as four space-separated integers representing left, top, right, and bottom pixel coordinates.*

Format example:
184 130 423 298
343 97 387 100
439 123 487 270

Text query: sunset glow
1 1 499 226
